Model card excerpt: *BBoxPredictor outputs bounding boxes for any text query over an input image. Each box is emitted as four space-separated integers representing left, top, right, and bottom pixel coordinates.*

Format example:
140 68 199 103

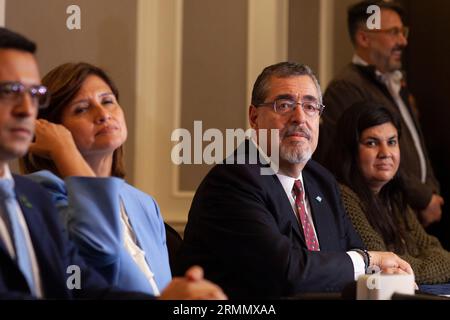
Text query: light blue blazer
27 170 171 295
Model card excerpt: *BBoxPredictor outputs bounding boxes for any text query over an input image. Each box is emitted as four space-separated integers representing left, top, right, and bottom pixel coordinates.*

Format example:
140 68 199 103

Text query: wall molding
319 0 335 89
0 0 5 27
135 0 290 229
246 0 288 121
135 0 190 226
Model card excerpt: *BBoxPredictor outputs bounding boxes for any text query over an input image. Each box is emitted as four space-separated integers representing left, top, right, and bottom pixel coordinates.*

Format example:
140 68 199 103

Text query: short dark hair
347 0 404 45
251 61 322 106
0 27 36 53
20 62 126 178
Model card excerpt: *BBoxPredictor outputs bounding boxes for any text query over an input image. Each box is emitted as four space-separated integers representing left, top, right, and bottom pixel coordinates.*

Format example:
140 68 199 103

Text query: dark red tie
292 179 320 251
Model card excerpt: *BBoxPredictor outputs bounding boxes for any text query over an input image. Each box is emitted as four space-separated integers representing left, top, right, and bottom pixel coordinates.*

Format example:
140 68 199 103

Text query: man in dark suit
0 27 226 300
175 62 413 299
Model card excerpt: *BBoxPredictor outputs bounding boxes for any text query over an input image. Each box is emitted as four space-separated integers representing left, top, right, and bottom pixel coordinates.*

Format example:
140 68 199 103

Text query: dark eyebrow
99 92 114 98
274 94 297 100
69 98 89 107
70 92 114 106
363 136 379 141
363 134 398 141
301 95 318 102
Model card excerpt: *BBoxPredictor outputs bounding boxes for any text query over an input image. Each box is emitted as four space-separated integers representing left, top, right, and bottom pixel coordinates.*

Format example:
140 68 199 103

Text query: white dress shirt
120 200 160 296
0 164 43 297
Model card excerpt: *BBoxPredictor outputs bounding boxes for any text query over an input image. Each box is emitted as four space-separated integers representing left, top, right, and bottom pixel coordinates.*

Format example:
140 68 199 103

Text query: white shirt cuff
347 251 366 281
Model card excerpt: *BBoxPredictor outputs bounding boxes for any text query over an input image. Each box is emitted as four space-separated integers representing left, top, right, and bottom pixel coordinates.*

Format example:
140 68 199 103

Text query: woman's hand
29 119 78 160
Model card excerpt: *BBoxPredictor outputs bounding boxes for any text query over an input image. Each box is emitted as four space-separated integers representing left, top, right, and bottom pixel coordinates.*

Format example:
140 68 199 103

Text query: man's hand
368 251 414 275
420 194 444 227
159 266 227 300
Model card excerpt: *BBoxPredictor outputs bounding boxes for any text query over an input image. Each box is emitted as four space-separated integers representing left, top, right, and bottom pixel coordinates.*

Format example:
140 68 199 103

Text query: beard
279 124 313 164
370 46 404 73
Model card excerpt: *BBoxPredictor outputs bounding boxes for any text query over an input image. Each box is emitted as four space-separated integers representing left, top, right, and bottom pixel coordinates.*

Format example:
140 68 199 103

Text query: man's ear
355 29 370 49
249 105 258 129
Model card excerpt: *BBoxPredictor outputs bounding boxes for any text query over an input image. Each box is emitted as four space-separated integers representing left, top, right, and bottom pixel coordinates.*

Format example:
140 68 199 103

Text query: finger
381 267 396 274
204 291 228 300
185 265 204 281
35 119 47 127
189 282 226 300
397 260 414 275
392 268 408 275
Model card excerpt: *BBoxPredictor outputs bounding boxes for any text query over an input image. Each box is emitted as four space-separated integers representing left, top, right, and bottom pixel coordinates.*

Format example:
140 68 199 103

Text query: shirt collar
352 54 403 83
352 54 369 67
0 163 14 182
276 171 304 198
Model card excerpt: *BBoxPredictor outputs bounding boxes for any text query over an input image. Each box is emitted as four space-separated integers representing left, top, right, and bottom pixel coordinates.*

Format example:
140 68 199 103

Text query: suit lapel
245 139 306 244
13 182 68 298
302 169 334 250
0 234 9 257
271 174 305 243
355 64 398 105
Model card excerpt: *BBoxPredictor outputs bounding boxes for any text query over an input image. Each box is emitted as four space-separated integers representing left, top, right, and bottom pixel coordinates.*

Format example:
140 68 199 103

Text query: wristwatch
352 249 371 274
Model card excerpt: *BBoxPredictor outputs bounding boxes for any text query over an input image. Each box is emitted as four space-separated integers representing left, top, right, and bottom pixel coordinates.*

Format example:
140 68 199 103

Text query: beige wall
288 0 320 74
0 0 5 26
287 0 357 89
179 0 248 192
332 0 359 76
5 0 137 182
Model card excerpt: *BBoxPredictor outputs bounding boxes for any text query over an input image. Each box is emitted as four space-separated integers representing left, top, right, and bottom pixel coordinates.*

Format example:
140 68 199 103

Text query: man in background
315 0 443 229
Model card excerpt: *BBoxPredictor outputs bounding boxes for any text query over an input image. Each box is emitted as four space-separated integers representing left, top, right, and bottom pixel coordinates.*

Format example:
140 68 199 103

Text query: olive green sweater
340 184 450 284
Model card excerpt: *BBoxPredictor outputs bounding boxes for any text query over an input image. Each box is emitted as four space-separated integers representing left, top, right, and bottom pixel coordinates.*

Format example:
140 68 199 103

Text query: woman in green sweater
327 101 450 295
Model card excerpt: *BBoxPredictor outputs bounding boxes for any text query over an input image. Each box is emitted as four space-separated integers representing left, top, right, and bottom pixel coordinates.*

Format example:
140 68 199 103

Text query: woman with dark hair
19 62 223 298
328 101 450 295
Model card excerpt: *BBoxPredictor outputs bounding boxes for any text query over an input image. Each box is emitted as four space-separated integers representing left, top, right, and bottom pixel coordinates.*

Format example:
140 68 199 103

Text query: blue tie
0 179 36 295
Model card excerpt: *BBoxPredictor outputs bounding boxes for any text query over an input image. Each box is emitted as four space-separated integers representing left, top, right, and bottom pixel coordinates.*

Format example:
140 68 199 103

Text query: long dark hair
327 101 411 253
20 62 126 178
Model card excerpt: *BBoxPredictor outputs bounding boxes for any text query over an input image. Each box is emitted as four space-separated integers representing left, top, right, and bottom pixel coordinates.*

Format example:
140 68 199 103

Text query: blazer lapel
0 235 9 258
14 188 68 298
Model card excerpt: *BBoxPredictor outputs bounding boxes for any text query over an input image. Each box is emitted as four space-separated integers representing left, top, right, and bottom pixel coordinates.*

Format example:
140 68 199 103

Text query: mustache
392 45 405 53
281 125 311 141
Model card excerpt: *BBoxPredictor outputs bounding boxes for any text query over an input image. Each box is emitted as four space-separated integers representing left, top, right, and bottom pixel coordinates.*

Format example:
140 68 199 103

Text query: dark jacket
0 175 150 299
175 141 364 299
316 63 439 210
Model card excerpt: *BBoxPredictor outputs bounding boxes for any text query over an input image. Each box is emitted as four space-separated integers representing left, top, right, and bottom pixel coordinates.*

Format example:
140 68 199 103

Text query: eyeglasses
0 81 50 109
365 26 409 39
257 99 325 117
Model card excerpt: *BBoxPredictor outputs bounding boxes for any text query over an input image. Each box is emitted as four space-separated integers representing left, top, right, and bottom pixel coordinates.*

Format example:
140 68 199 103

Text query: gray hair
251 62 322 106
